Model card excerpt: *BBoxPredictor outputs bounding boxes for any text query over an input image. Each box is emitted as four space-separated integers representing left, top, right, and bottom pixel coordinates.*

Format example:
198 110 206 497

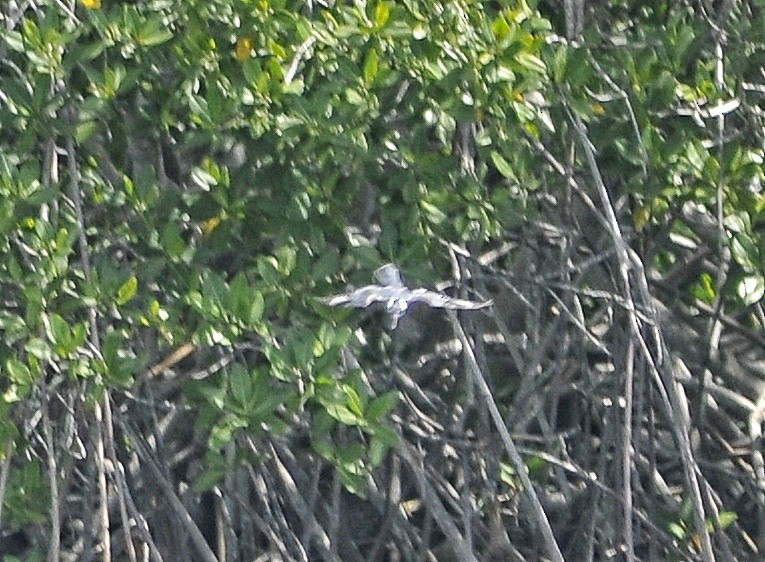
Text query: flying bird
322 263 492 328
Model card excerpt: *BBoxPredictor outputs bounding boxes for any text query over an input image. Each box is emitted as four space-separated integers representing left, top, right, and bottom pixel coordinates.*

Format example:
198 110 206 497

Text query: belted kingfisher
321 263 492 328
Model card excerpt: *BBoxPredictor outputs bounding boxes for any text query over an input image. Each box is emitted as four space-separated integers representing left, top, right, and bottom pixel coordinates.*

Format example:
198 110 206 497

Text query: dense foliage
1 0 764 560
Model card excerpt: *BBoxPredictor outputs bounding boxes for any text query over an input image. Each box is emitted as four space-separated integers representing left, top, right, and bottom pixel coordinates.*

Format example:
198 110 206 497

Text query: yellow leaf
81 0 101 9
374 1 390 27
633 204 651 232
201 215 222 236
116 276 138 306
235 37 253 62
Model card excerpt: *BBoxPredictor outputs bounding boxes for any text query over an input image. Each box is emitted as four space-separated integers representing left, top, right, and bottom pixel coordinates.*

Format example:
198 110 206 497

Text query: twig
396 441 480 562
104 395 137 562
268 441 340 562
0 438 12 528
446 310 565 562
66 128 112 562
749 391 765 552
116 417 219 562
247 466 302 560
328 467 341 560
284 36 317 85
42 400 61 562
118 473 165 562
621 335 635 562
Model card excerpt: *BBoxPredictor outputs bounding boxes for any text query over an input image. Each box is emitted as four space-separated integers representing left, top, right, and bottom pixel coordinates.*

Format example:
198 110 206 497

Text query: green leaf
526 454 548 480
315 323 335 356
287 329 315 367
116 276 138 306
333 326 353 348
343 385 364 418
4 30 24 52
102 330 121 370
248 291 265 324
339 468 367 498
499 462 517 487
194 468 226 492
684 140 708 174
730 233 758 272
248 367 269 400
75 121 99 143
369 434 392 467
349 246 382 269
106 355 140 386
5 358 33 386
312 438 335 461
257 256 280 283
420 199 447 224
365 391 398 421
70 323 88 350
209 419 243 449
48 314 70 347
229 363 252 405
161 223 186 260
136 24 174 47
368 423 398 447
228 272 248 311
276 245 297 275
337 443 365 465
363 47 379 87
490 151 517 180
691 272 716 304
0 312 27 343
715 511 738 531
492 16 511 42
311 250 340 281
552 45 567 83
668 522 686 540
25 338 51 361
325 403 361 425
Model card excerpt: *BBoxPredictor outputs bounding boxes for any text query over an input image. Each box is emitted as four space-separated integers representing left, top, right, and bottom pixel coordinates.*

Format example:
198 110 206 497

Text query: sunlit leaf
363 47 379 86
236 37 253 61
490 151 516 180
116 276 139 306
374 2 391 28
5 358 33 386
737 275 764 306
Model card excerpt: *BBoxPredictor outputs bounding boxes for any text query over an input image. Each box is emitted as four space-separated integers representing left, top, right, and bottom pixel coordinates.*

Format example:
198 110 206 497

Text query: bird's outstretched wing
320 286 390 308
407 288 493 310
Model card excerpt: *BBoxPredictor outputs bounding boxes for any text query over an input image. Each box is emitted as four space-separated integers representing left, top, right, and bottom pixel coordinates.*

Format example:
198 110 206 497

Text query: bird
321 263 492 328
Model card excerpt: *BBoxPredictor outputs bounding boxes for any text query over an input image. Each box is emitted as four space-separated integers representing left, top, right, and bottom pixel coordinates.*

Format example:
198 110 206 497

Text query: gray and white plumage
322 264 492 328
